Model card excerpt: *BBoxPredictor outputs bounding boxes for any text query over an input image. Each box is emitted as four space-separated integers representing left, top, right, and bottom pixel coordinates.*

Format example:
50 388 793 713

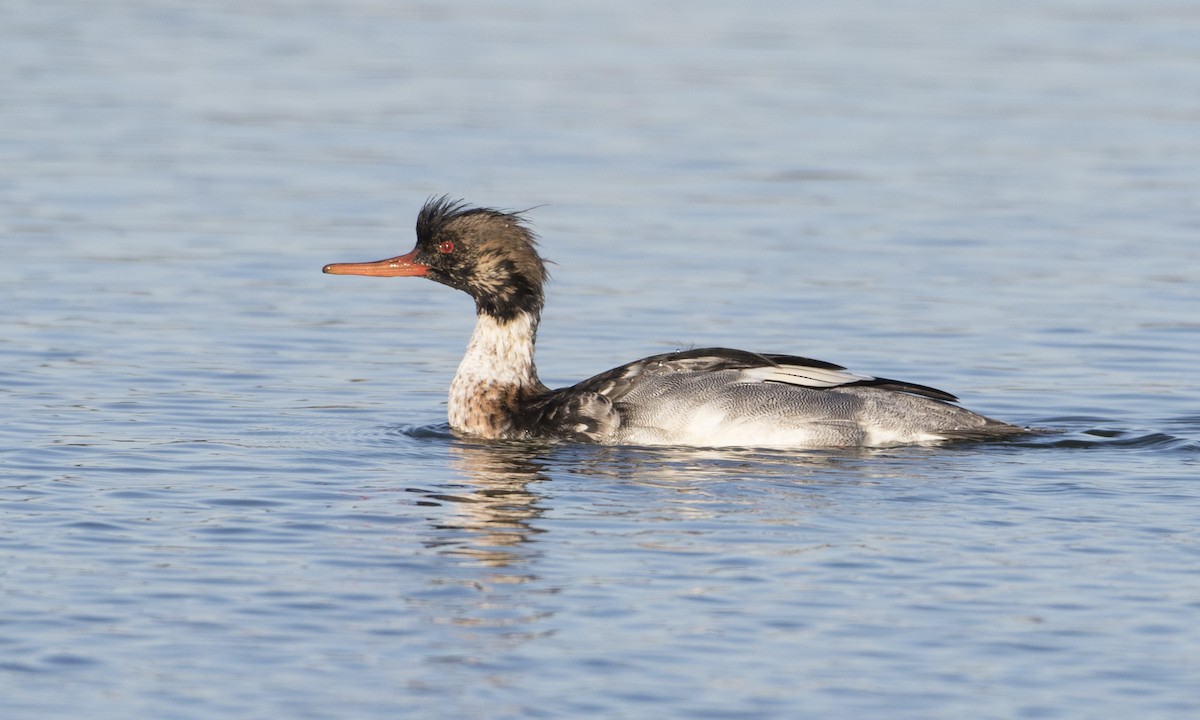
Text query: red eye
438 241 455 254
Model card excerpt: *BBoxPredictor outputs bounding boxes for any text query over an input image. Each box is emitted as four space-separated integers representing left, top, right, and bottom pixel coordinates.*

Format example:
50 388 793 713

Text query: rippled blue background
3 1 1199 718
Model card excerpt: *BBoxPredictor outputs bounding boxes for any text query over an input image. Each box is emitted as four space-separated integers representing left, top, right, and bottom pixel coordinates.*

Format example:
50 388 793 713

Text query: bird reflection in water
414 441 553 569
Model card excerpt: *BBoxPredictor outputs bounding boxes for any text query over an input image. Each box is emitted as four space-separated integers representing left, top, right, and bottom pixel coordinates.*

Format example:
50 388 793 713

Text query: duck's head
323 196 547 321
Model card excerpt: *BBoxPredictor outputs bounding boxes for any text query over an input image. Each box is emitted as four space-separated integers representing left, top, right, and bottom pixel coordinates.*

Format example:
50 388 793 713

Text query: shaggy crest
414 196 548 321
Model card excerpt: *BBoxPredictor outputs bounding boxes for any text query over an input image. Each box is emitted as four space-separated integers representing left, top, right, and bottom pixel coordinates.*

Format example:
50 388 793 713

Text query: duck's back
550 348 1024 448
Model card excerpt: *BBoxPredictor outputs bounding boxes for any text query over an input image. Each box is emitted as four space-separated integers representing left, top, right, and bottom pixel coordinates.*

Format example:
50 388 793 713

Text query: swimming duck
324 197 1026 448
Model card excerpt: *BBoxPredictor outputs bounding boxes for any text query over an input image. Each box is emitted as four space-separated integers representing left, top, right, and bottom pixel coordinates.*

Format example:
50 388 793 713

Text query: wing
568 347 959 403
758 352 959 402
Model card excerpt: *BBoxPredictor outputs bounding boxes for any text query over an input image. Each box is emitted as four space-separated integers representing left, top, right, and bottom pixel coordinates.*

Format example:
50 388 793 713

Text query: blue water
4 1 1200 718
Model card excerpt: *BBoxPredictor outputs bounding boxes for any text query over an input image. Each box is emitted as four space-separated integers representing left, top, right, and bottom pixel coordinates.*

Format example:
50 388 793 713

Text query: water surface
3 1 1200 718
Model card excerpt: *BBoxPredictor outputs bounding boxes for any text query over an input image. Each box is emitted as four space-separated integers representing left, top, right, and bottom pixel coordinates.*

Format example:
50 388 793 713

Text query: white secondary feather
740 363 873 389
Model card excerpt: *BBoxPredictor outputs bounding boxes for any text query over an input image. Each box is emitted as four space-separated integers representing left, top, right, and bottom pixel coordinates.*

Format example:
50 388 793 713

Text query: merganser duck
324 197 1027 448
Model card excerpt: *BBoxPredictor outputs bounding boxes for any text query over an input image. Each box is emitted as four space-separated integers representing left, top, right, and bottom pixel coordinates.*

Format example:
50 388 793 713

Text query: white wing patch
741 363 873 389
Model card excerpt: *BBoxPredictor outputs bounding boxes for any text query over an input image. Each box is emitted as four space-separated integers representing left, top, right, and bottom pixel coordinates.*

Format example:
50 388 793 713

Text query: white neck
447 311 542 437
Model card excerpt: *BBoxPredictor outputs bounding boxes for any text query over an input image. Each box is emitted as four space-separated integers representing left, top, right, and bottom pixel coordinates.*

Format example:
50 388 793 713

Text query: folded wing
570 347 960 403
